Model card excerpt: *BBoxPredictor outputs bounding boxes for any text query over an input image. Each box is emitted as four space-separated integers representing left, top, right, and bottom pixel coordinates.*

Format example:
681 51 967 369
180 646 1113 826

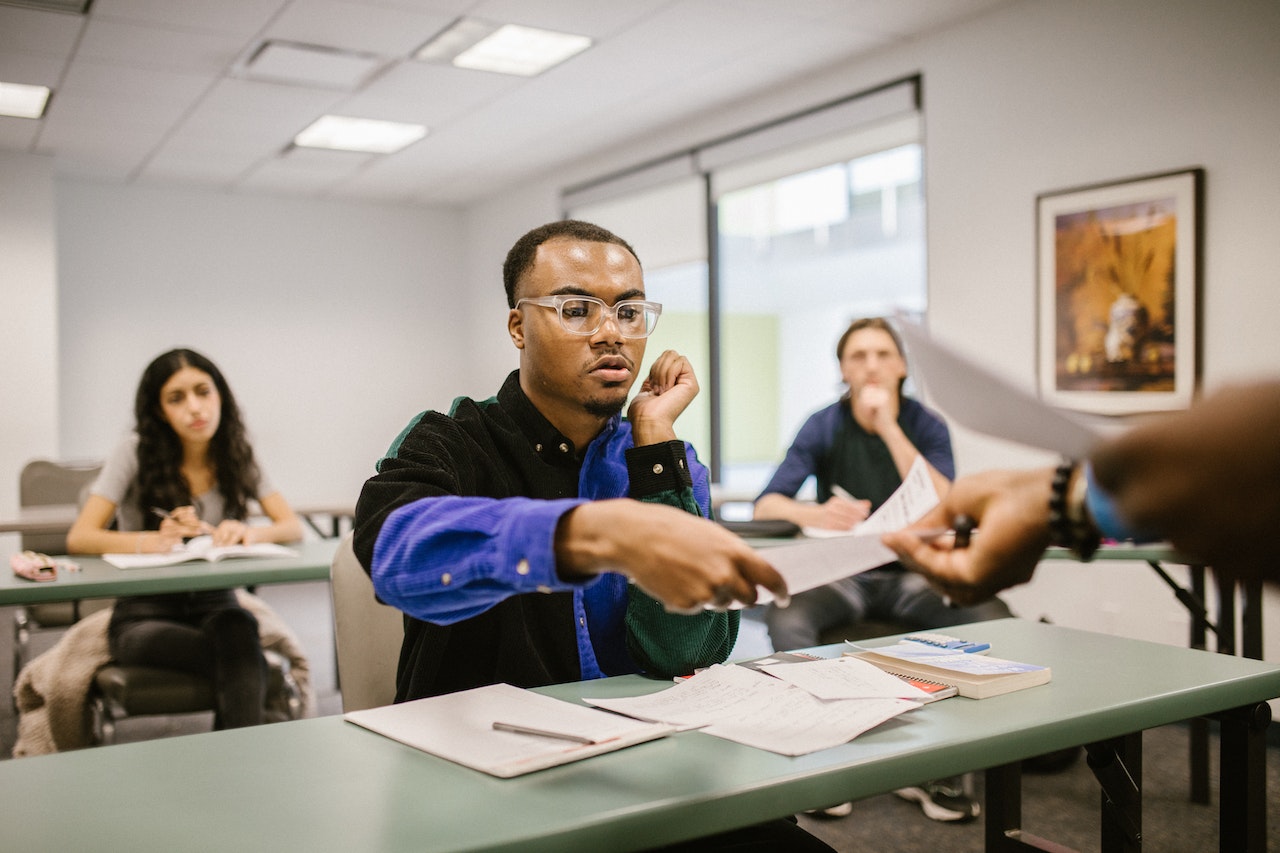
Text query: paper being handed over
746 455 939 606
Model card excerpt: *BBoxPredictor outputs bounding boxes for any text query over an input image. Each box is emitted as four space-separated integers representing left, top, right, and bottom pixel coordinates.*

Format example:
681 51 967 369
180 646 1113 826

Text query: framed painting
1037 168 1203 415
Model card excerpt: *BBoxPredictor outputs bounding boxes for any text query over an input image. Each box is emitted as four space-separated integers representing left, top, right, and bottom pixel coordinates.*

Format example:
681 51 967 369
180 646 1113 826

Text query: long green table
0 618 1274 852
0 539 338 606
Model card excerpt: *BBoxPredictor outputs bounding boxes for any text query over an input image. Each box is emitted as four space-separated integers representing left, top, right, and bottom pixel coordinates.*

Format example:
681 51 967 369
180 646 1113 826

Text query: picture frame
1037 168 1203 415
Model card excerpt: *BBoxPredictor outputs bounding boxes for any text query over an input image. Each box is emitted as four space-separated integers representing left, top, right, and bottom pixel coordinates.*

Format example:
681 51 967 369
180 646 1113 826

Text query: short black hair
502 219 641 308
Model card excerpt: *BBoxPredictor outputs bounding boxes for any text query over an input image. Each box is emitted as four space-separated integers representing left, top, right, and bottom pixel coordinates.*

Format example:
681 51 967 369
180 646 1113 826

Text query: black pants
107 590 267 729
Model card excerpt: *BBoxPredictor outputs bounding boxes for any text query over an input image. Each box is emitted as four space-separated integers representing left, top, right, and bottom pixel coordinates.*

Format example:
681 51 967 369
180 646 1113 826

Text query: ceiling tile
77 17 247 74
0 4 85 57
89 0 283 38
262 0 458 57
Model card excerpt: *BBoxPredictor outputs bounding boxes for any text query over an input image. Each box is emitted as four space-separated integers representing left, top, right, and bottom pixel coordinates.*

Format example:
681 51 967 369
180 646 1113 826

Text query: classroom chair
89 646 305 745
329 532 402 712
12 459 112 679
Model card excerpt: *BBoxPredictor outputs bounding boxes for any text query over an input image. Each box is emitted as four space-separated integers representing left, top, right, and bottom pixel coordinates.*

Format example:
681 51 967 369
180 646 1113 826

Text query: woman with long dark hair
67 348 302 728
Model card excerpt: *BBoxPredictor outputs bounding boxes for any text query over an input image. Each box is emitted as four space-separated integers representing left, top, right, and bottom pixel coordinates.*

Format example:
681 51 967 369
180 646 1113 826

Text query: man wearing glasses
354 220 827 850
355 220 788 695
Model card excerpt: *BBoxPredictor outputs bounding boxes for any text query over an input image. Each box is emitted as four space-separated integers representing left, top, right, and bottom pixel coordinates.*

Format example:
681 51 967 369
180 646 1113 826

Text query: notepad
103 535 298 569
846 641 1050 699
344 683 677 778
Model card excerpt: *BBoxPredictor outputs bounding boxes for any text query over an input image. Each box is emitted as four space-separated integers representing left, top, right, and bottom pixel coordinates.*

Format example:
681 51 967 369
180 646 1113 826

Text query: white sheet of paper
585 664 917 756
746 456 939 605
759 657 932 701
585 663 780 727
895 317 1104 457
704 690 915 756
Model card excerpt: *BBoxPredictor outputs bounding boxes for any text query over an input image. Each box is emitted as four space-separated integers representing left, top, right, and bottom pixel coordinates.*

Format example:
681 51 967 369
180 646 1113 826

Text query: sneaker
894 777 980 822
803 801 854 818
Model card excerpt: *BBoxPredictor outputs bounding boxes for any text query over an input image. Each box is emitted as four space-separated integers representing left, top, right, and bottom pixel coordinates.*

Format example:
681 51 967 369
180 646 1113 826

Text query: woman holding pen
67 348 302 729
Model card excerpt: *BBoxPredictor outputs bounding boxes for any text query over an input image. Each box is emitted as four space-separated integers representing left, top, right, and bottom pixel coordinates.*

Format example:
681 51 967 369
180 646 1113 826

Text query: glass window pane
717 143 926 497
636 260 710 457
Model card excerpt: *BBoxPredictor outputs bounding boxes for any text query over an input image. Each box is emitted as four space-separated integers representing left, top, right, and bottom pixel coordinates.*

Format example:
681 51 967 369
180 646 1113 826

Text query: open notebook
103 535 297 569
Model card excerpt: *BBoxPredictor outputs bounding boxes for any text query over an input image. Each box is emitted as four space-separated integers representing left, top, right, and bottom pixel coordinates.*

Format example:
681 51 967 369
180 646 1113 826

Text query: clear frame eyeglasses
516 294 663 339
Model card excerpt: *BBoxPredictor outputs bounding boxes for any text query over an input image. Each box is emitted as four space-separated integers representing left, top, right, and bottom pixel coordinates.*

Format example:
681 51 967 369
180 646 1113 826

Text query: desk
294 504 357 538
0 539 338 607
0 618 1275 853
0 503 79 536
1044 544 1263 659
1045 543 1265 810
0 504 355 543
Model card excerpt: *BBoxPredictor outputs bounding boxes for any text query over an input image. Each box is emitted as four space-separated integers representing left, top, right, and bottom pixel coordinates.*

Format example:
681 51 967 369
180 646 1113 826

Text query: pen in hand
830 484 858 503
912 515 978 548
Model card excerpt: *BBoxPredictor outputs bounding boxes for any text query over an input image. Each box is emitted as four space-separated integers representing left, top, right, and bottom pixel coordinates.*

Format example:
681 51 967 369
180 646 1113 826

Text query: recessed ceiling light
415 18 592 77
0 81 51 119
293 115 426 154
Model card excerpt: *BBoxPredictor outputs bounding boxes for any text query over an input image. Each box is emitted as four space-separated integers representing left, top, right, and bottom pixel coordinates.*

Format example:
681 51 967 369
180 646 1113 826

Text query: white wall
0 154 60 553
53 182 467 511
460 0 1280 658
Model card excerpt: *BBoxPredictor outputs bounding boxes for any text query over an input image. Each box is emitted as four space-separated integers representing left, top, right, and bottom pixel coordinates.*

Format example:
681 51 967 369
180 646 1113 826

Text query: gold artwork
1053 198 1177 393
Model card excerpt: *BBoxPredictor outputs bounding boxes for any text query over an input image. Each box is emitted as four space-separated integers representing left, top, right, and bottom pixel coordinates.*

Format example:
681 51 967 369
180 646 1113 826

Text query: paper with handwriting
585 663 917 756
746 454 939 604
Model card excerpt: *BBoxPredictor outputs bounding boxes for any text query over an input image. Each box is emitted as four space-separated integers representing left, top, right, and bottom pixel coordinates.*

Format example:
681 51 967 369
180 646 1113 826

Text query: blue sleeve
688 442 712 516
757 408 833 499
371 495 594 624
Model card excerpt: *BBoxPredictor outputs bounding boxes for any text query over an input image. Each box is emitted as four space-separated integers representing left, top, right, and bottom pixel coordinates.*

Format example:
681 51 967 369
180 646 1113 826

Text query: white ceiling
0 0 1013 207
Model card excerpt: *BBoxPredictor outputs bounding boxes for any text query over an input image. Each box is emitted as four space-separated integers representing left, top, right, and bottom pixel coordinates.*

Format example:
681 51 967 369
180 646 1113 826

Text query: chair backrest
18 459 103 554
330 532 403 712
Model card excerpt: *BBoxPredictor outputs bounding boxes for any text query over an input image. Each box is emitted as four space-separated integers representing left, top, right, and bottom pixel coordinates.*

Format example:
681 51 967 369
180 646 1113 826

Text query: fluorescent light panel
415 18 591 77
0 81 51 119
293 115 426 154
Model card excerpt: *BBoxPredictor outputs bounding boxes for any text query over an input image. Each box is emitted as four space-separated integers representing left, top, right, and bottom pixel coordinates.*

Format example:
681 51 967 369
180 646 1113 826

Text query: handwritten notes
747 455 939 604
585 661 921 756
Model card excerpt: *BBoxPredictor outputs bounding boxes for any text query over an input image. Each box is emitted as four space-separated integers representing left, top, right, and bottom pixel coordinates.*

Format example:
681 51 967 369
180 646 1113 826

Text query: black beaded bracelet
1048 459 1101 561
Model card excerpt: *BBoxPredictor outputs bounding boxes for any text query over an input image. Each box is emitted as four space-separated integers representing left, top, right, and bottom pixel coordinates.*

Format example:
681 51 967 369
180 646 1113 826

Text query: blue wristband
1083 461 1150 542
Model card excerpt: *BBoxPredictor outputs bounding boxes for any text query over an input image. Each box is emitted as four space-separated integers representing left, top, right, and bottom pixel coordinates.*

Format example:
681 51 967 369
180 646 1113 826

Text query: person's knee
205 607 260 643
766 603 827 650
